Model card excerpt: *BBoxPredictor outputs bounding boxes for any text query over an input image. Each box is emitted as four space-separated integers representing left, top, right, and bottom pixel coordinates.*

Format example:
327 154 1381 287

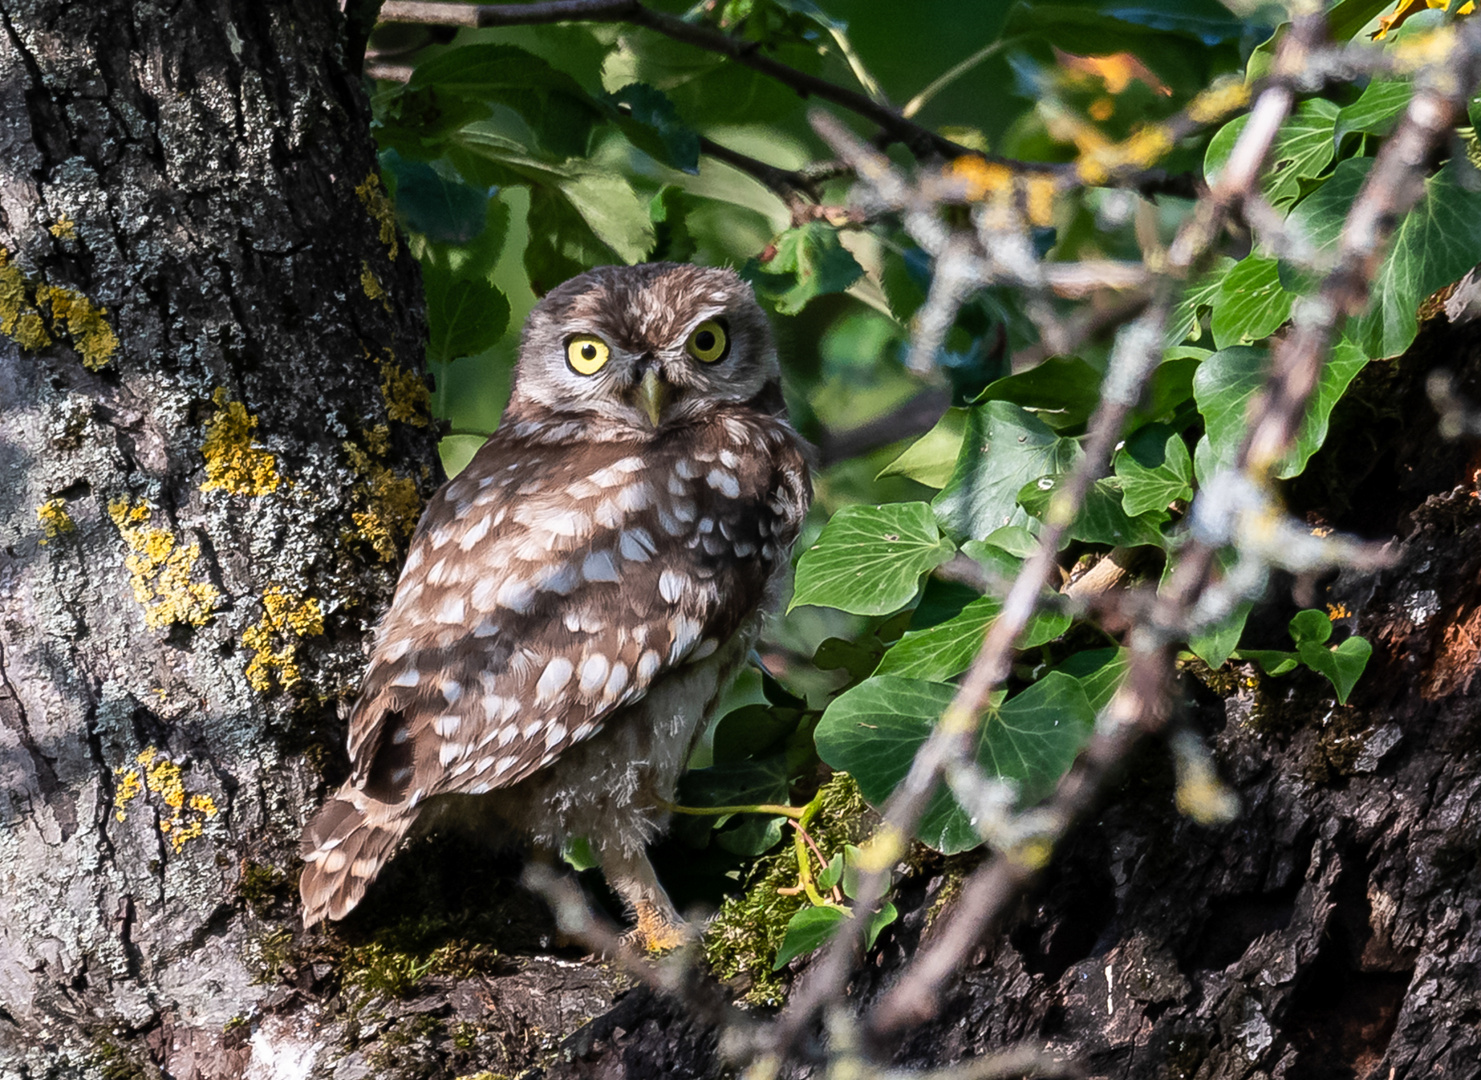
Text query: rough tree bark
4 2 1479 1078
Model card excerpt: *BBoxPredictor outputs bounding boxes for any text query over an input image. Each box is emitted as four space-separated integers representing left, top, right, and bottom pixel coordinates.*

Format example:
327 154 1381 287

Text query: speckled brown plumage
300 264 811 934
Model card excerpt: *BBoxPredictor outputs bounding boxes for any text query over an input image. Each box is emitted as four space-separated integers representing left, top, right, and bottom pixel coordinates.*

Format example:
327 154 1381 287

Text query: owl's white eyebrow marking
706 469 740 498
637 649 662 682
669 616 701 661
439 679 463 704
545 723 567 748
579 653 610 694
435 595 466 624
619 528 656 562
496 578 535 613
605 662 629 699
390 669 420 688
659 570 688 604
536 657 574 701
673 459 701 480
692 638 720 661
582 550 619 582
459 516 491 549
434 714 461 737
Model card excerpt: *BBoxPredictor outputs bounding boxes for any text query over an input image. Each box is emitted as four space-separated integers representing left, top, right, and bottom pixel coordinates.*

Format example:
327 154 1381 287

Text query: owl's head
504 263 779 433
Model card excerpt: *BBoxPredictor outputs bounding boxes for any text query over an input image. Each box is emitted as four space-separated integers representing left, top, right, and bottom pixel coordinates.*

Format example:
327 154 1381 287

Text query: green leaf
1237 649 1300 676
1288 608 1333 647
710 703 800 763
649 185 698 264
744 223 864 316
1328 0 1393 41
1168 256 1235 345
1114 426 1194 517
608 82 701 173
865 901 898 950
975 525 1038 558
1052 648 1128 713
774 905 848 969
817 853 844 892
1187 601 1251 669
878 408 968 488
562 836 599 872
791 503 955 616
975 356 1103 432
1210 256 1294 349
876 596 1071 682
1334 78 1412 148
384 153 493 244
932 402 1083 541
423 262 511 365
1299 636 1373 705
815 673 1095 854
677 754 791 855
1205 98 1339 209
1017 476 1168 549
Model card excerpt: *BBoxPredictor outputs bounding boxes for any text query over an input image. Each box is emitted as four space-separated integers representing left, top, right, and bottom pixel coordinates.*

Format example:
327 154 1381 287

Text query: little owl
300 263 812 946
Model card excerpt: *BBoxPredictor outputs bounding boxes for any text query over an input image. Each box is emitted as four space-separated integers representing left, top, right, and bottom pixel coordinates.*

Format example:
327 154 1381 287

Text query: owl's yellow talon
628 899 691 954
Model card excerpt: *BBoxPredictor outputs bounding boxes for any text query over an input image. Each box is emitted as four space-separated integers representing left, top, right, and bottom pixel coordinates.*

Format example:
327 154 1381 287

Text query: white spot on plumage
638 650 661 682
620 527 657 562
473 616 499 638
667 473 687 495
573 722 595 741
440 679 463 704
564 611 583 632
459 515 491 550
468 781 491 794
698 517 716 534
671 499 697 523
702 533 726 556
579 653 610 694
659 569 688 603
657 509 684 536
616 482 654 513
612 456 645 473
451 761 474 778
583 550 619 582
734 540 756 557
674 459 700 480
605 662 629 700
539 562 580 595
523 719 544 738
403 548 425 573
669 616 701 661
352 857 379 878
495 756 519 776
439 742 464 766
384 637 414 661
390 668 420 688
720 448 741 468
497 578 535 613
536 657 574 701
322 850 347 874
498 725 518 746
434 714 461 737
706 469 740 497
435 595 466 624
545 723 567 748
392 724 411 745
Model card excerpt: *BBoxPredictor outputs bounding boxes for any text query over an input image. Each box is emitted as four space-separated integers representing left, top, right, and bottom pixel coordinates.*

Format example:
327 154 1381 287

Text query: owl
300 263 812 947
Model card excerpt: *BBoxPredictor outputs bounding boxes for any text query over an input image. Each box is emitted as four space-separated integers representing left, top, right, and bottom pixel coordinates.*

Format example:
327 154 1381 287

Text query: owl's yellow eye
685 319 729 363
566 335 611 376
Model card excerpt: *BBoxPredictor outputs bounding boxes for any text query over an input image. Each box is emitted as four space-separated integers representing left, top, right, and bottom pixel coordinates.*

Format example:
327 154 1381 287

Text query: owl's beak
637 368 669 428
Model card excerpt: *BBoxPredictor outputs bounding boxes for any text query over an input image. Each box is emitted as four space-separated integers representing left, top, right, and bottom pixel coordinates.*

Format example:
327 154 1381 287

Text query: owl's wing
343 421 810 809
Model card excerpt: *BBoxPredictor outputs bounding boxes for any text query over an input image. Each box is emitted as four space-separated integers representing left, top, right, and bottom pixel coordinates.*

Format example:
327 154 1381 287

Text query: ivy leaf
790 503 955 616
1237 649 1300 676
608 82 701 173
1052 648 1127 712
1168 256 1235 345
1017 476 1168 549
1288 608 1333 647
383 152 494 244
1334 78 1412 148
932 402 1083 542
423 261 510 364
875 596 1071 682
1187 602 1252 669
878 408 968 489
815 673 1095 854
1299 637 1372 705
1114 426 1194 517
744 223 864 316
774 906 847 969
1205 98 1339 209
677 754 791 856
1210 256 1294 349
1193 341 1367 482
975 356 1103 432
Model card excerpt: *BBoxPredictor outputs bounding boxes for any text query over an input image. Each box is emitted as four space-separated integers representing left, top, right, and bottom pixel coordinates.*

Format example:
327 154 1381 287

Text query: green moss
90 1041 149 1080
703 772 872 1005
239 861 290 915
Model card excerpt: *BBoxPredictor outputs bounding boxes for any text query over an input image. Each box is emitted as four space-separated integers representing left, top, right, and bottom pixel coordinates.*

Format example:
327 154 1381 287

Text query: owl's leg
601 846 689 953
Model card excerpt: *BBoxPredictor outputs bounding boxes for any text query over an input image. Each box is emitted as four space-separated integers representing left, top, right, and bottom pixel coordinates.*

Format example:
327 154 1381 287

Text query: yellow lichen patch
243 586 325 693
37 284 119 370
1186 76 1251 125
344 427 423 563
1076 124 1175 186
36 498 75 544
113 747 221 851
361 259 391 313
200 388 282 495
356 172 399 260
379 358 431 427
1328 603 1352 621
108 497 221 629
48 213 77 240
947 155 1014 201
0 247 52 351
944 157 1058 231
1374 0 1472 41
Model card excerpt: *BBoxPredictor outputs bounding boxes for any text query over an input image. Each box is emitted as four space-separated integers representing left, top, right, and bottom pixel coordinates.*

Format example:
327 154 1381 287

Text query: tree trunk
0 0 457 1072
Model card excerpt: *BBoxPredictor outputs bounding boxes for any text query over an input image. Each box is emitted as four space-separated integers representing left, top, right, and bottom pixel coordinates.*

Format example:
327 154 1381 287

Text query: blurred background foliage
362 0 1473 981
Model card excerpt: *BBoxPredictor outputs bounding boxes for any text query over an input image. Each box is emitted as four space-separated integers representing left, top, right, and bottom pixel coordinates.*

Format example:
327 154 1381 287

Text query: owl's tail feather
299 788 417 928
